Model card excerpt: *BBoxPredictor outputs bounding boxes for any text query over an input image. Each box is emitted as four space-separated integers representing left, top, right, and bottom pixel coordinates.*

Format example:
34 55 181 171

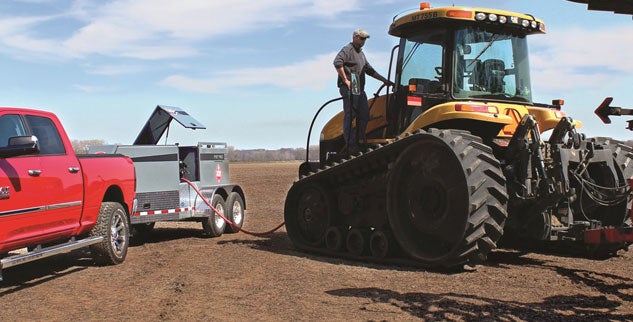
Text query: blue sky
1 0 633 149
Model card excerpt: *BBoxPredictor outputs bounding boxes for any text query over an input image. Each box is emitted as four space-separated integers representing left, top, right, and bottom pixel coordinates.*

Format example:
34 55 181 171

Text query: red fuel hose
181 178 285 236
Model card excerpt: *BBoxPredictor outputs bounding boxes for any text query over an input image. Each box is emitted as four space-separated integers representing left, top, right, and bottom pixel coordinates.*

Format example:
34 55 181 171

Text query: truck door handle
68 167 80 173
28 169 42 177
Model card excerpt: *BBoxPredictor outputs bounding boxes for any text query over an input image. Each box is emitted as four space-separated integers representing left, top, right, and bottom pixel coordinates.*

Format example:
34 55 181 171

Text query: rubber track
285 129 509 268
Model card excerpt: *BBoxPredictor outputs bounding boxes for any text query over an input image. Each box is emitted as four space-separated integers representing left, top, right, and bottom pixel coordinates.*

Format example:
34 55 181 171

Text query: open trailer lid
133 105 206 145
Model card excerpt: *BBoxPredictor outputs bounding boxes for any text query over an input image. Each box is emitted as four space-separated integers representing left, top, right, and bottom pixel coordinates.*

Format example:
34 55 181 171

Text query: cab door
0 113 46 252
23 115 84 238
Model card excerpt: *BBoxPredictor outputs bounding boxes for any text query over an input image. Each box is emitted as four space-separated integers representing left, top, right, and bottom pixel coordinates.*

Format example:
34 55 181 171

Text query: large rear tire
89 202 130 265
386 129 508 267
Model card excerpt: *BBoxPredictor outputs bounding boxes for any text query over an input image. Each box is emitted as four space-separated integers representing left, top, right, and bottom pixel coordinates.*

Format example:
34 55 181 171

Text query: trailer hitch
506 114 555 196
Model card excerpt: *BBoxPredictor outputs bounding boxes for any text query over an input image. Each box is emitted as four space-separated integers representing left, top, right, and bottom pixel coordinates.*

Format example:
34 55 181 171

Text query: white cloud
160 49 392 93
0 0 362 60
161 52 338 93
530 25 633 95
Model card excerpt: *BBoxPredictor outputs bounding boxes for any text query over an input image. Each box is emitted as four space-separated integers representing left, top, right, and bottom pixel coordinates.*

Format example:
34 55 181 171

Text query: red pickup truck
0 107 136 280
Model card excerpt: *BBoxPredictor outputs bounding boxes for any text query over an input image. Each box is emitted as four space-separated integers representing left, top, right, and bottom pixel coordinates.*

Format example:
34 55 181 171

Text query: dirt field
1 162 632 321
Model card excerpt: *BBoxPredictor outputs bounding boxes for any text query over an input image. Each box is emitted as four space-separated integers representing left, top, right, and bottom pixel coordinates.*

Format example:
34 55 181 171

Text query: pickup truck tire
225 192 245 233
202 194 226 237
89 202 130 265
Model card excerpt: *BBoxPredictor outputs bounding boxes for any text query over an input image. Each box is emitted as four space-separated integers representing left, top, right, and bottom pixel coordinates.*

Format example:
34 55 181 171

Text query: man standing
333 29 391 155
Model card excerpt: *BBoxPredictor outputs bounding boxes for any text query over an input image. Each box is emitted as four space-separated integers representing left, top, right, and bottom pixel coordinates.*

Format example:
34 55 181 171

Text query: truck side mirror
0 135 40 158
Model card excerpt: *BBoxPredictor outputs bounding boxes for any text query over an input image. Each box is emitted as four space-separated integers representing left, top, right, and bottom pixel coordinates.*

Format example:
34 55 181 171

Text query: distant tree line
72 139 107 154
70 139 633 162
227 146 319 162
71 139 318 162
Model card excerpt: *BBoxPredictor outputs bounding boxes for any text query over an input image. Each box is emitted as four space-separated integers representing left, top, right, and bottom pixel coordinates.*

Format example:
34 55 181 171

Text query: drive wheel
284 183 331 246
386 129 508 267
89 202 130 265
225 192 245 233
202 194 227 237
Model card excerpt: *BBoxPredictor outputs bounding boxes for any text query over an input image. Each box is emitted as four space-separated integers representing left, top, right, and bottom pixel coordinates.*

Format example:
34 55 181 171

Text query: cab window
0 114 27 148
25 115 66 155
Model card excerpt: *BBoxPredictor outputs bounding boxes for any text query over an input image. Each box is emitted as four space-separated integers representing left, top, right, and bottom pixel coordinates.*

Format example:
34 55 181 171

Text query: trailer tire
89 202 130 265
202 194 226 237
225 192 245 233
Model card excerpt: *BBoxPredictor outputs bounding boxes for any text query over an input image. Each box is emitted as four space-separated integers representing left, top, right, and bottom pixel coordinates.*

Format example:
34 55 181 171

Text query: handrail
304 97 344 162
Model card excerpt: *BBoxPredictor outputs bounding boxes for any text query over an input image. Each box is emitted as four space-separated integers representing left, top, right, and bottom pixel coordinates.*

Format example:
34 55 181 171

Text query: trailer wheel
224 192 245 233
89 202 130 265
202 194 226 237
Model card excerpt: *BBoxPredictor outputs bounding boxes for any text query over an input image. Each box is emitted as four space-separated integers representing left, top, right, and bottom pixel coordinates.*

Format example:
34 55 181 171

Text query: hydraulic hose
180 178 285 237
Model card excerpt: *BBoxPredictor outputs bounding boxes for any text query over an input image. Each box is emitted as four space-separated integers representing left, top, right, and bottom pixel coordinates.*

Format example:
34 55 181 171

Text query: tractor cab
386 3 546 138
318 3 549 161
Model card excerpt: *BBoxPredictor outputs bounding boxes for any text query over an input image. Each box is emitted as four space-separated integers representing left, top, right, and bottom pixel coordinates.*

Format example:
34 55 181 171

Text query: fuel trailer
90 105 246 237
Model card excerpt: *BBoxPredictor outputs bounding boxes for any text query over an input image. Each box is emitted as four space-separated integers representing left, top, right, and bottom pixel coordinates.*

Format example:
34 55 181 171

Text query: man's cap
354 29 370 39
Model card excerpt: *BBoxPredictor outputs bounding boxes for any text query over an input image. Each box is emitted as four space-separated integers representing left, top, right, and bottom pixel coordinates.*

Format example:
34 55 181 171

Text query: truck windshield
453 27 532 103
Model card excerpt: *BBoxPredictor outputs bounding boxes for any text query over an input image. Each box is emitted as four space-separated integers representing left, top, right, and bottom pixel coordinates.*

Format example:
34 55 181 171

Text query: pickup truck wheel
202 194 226 237
89 202 130 265
225 192 245 233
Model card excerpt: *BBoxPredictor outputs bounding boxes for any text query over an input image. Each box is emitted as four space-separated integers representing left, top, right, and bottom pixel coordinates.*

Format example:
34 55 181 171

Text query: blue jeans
339 86 369 149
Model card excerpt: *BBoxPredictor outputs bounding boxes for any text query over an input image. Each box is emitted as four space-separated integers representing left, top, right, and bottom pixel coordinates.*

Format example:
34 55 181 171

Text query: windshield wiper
402 42 421 71
467 35 498 69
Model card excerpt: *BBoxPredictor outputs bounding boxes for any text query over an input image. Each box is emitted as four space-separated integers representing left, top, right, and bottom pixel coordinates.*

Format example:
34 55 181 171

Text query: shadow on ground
0 250 92 295
326 287 633 321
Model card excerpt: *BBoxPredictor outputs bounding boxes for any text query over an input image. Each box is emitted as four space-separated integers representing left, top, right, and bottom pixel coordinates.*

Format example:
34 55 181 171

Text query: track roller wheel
346 228 369 256
325 226 345 251
284 183 332 246
369 230 394 259
386 130 508 267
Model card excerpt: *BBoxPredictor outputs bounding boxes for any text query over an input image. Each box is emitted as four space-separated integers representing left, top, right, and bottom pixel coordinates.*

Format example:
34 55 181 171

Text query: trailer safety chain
181 178 285 237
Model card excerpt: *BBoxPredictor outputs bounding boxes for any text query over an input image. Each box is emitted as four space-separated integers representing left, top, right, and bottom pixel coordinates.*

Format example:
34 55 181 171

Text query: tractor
284 3 633 268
